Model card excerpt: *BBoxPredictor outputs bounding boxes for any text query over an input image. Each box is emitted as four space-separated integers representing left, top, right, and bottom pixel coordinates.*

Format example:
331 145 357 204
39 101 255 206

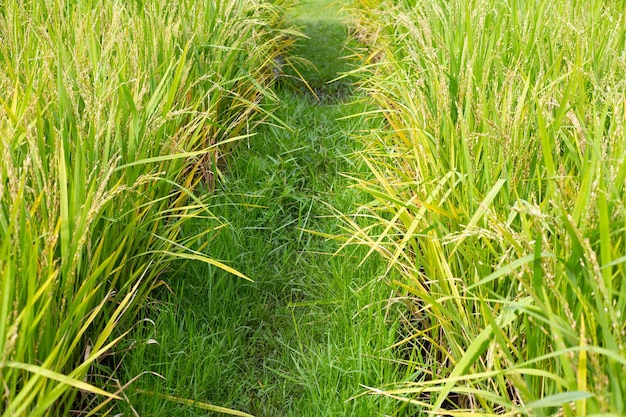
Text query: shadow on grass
282 16 355 102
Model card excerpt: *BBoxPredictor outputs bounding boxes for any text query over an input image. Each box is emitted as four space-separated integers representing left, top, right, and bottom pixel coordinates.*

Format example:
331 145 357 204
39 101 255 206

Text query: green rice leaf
5 361 120 399
524 391 594 410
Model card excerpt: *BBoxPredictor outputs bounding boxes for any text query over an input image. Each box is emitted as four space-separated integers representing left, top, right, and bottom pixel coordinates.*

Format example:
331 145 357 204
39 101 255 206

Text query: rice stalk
347 0 626 414
0 0 295 414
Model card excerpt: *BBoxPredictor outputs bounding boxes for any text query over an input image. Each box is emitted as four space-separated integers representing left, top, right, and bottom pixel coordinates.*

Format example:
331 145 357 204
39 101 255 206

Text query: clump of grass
346 0 626 415
0 0 292 415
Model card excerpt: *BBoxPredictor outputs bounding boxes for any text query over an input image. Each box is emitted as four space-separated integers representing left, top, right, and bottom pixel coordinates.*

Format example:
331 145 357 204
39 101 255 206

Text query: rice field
0 0 291 414
2 0 626 415
348 0 626 414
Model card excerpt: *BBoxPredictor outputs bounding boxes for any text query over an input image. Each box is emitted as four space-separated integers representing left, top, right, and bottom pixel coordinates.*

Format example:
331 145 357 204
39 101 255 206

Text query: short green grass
116 1 406 415
284 0 355 99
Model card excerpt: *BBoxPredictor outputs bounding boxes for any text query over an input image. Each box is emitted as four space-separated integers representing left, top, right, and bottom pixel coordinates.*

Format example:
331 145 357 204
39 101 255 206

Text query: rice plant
347 0 626 414
0 0 293 415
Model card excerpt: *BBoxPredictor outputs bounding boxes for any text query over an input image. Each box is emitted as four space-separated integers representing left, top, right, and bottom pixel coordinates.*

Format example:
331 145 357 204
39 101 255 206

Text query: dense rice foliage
349 0 626 414
0 0 291 414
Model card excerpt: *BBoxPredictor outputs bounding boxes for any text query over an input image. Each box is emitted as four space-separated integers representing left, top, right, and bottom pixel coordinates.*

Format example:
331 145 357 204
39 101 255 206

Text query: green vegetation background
116 1 406 415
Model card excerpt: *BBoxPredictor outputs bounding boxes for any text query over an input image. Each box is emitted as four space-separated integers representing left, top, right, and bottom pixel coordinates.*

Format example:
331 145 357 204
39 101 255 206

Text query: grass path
119 1 405 415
